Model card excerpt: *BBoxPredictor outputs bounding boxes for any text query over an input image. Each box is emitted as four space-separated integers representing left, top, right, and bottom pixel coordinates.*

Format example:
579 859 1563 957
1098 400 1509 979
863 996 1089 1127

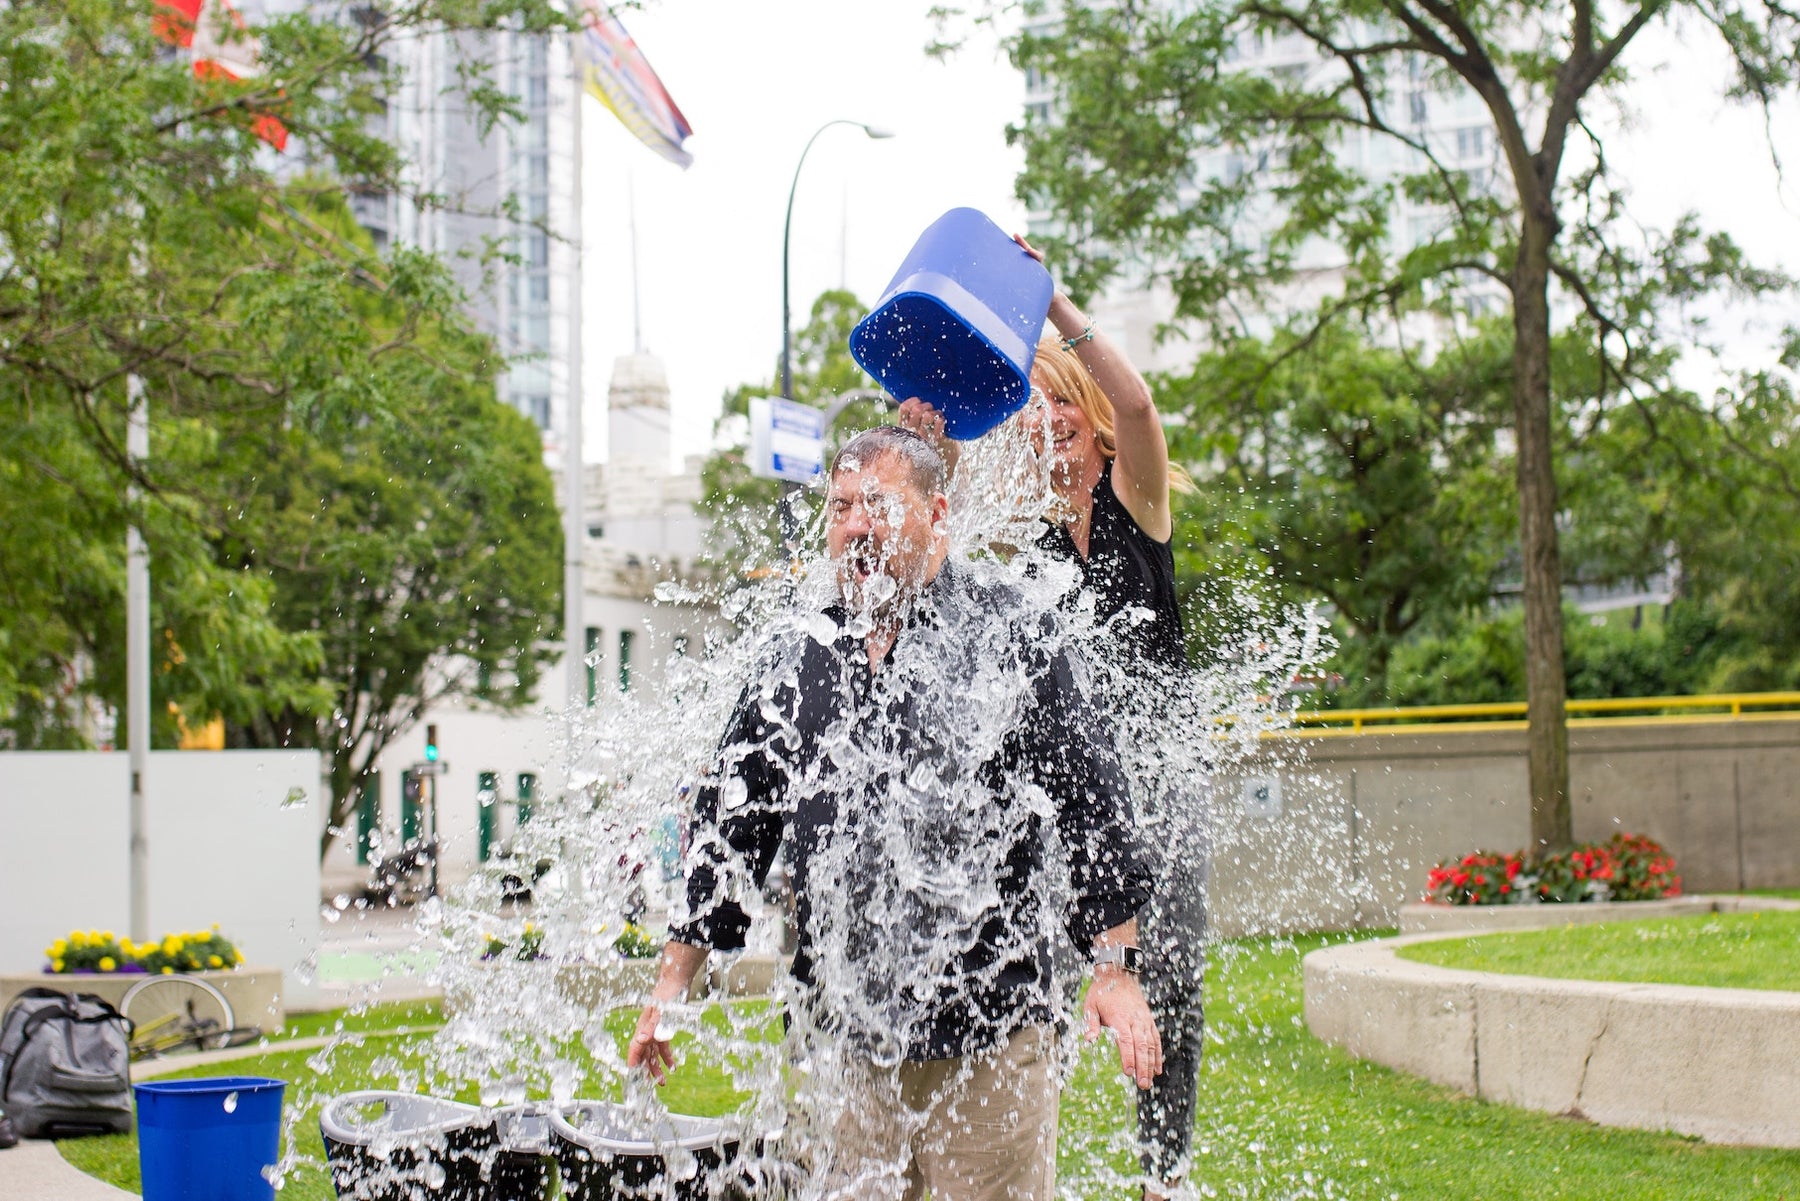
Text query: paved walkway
306 898 443 1013
0 1140 133 1200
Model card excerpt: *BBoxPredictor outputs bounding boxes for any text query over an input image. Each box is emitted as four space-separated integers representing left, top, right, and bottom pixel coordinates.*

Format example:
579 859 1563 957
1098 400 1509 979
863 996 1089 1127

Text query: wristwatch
1092 945 1145 975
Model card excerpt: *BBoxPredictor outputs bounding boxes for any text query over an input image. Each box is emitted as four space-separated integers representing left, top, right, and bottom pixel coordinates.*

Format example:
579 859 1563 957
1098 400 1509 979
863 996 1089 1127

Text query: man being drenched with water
628 426 1159 1200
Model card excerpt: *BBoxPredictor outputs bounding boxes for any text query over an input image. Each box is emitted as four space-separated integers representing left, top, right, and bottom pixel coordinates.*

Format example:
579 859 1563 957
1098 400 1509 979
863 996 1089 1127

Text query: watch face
1122 946 1145 974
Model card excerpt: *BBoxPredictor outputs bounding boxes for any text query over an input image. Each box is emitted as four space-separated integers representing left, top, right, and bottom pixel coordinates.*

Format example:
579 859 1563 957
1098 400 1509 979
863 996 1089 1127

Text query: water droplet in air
222 1091 238 1113
281 787 307 809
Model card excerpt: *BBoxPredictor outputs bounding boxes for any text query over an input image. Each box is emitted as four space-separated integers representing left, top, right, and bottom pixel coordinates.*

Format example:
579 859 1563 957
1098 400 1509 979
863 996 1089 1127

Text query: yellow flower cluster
44 926 244 974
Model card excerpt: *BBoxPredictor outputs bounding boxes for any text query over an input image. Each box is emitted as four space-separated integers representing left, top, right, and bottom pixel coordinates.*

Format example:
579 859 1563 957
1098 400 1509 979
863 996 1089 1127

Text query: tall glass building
360 24 582 448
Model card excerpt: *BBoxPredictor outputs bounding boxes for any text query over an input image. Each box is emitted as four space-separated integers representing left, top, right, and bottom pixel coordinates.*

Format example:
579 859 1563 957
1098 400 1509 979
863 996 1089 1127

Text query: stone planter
1304 926 1800 1148
1397 895 1717 935
0 967 286 1031
1400 894 1800 935
710 954 788 998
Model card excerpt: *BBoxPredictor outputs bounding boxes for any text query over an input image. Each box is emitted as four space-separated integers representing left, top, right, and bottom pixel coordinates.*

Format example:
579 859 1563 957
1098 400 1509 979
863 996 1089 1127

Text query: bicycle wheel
213 1024 265 1050
121 975 235 1056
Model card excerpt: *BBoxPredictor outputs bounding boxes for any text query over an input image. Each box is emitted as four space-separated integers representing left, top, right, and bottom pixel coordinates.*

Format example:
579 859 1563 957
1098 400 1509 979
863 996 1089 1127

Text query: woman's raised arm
1016 235 1173 542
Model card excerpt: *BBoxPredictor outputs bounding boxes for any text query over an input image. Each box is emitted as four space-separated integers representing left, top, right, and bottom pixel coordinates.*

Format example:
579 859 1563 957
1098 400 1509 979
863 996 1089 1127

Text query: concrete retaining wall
1397 895 1800 934
0 968 286 1031
1207 718 1800 936
1302 904 1800 1147
0 750 324 1006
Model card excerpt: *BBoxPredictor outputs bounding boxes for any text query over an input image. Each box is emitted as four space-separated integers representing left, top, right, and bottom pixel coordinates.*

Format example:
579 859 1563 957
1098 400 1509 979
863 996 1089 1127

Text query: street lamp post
779 119 893 542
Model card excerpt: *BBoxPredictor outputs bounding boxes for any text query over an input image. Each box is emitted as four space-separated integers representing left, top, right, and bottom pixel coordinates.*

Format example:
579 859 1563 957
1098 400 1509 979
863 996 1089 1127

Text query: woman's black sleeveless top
1038 461 1188 673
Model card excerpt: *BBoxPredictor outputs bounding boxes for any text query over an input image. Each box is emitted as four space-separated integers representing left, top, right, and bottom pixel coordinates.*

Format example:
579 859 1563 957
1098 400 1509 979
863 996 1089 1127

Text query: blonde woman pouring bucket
900 235 1206 1201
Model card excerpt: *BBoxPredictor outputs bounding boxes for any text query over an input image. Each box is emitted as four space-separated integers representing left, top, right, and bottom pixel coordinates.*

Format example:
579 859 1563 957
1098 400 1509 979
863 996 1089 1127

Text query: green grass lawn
61 936 1800 1199
59 1000 775 1199
1398 910 1800 992
275 998 443 1041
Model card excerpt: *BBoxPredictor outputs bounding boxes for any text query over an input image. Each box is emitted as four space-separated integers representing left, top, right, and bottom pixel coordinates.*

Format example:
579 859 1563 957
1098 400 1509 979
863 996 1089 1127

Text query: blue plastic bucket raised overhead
849 207 1054 440
135 1076 285 1201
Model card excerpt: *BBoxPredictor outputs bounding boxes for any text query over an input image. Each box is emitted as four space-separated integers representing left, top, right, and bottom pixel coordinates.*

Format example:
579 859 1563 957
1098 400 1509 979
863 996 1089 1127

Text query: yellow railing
1287 691 1800 735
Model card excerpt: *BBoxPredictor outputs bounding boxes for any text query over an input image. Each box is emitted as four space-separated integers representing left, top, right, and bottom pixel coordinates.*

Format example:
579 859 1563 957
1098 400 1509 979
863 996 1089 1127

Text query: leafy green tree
1678 372 1800 691
1587 340 1800 690
219 343 563 861
700 289 888 568
1384 599 1740 705
1007 0 1798 848
0 1 572 854
1 0 572 449
1164 322 1514 692
0 399 328 748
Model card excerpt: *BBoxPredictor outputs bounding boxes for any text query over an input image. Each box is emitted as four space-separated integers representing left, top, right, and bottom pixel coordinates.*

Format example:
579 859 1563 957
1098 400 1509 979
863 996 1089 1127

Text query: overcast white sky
573 3 1800 466
576 1 1028 464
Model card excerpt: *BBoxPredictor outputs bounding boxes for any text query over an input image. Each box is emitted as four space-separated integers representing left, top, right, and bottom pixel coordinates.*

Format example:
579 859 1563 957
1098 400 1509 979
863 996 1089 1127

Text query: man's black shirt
670 563 1151 1062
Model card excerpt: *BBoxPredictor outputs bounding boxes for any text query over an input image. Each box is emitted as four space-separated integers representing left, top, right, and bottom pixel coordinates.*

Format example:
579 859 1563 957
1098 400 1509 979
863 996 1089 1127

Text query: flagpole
563 39 587 709
127 375 151 943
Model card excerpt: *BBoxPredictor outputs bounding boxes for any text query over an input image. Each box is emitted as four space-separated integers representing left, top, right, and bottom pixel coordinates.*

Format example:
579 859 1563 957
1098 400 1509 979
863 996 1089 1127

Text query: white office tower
364 26 581 442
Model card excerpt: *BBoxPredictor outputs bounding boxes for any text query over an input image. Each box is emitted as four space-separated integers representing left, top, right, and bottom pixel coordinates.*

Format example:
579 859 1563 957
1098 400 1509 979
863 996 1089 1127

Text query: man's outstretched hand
1084 968 1164 1090
626 1002 678 1085
627 940 709 1084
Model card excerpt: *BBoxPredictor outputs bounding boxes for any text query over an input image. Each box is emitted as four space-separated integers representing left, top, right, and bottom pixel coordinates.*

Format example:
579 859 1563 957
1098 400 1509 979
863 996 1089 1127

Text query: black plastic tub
320 1091 549 1201
491 1103 555 1199
549 1101 751 1200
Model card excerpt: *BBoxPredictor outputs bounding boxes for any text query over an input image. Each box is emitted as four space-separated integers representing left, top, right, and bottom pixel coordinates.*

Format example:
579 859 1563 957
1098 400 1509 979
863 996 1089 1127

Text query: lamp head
860 124 897 140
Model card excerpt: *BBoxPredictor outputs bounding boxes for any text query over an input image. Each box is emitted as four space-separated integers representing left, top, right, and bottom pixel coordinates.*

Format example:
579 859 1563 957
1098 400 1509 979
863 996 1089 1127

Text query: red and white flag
576 4 693 169
154 0 288 150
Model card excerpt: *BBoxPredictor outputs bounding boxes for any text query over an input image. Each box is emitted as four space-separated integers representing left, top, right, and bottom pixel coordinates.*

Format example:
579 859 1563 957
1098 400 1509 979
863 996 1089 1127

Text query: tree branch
1543 0 1668 175
1243 5 1487 235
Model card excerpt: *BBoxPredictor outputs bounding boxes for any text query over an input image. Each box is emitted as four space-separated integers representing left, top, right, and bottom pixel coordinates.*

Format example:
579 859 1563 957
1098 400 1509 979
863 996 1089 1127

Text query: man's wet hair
829 425 949 497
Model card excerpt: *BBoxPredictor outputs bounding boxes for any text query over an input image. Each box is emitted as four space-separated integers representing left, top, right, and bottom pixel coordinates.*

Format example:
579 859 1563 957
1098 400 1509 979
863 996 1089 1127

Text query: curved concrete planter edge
1304 898 1800 1148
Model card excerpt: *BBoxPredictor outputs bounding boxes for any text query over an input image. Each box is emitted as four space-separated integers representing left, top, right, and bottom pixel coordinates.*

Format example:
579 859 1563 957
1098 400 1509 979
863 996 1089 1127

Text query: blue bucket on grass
135 1076 285 1201
849 207 1054 440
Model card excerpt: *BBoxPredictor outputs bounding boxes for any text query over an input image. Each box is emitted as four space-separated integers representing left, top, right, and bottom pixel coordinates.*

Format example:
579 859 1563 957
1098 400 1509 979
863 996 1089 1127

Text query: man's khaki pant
819 1025 1059 1201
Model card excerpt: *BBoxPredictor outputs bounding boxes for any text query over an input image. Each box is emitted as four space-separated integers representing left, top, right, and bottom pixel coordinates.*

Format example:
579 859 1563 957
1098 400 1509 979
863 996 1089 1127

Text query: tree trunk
1511 214 1572 852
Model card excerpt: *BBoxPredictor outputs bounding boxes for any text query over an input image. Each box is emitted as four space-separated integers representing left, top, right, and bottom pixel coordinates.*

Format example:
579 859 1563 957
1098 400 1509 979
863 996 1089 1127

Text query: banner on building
577 5 693 169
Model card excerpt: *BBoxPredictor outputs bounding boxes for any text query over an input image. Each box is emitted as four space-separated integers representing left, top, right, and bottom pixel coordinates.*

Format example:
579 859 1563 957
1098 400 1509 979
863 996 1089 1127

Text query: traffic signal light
425 724 440 763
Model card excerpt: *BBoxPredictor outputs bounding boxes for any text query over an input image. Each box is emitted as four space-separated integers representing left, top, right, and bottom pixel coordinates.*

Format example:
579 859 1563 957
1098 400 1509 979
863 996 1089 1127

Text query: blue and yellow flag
578 4 694 169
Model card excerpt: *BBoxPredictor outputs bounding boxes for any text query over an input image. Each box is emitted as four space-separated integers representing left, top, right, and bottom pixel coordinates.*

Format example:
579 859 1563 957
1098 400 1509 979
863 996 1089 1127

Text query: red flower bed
1425 833 1681 905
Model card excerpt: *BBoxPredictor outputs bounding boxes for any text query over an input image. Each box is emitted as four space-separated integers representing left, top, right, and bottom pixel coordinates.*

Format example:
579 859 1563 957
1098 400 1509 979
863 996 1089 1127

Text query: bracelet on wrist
1060 323 1096 352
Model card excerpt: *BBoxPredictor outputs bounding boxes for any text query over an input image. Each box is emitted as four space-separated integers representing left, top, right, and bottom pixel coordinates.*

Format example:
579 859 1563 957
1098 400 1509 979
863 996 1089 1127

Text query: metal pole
126 375 150 943
428 771 441 899
564 43 587 708
779 120 893 544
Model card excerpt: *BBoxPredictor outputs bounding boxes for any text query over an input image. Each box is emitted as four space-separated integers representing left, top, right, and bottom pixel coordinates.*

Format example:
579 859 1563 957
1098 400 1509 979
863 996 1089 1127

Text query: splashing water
296 410 1336 1199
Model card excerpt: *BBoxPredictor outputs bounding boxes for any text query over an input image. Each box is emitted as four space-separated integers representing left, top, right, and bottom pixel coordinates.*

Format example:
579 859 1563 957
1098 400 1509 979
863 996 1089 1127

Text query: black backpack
0 988 134 1138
